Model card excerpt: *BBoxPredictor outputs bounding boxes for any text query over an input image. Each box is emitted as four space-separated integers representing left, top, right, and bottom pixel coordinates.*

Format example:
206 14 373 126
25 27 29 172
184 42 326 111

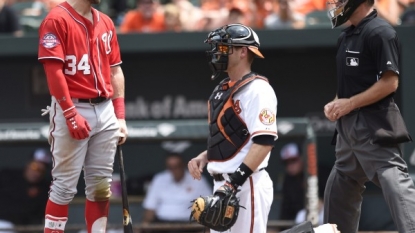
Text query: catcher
188 23 341 233
188 23 277 233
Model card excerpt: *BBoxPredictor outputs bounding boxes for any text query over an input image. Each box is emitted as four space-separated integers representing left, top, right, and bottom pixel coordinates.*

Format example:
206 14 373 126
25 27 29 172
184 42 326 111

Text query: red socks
85 199 109 233
44 199 109 233
44 199 68 233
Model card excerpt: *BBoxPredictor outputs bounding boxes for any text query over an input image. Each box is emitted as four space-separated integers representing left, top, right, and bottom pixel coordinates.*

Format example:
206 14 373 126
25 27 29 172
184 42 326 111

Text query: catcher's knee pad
86 177 112 201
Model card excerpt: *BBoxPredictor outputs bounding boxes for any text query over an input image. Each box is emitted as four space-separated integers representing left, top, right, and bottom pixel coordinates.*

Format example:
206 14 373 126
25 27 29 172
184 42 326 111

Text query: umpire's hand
324 98 354 121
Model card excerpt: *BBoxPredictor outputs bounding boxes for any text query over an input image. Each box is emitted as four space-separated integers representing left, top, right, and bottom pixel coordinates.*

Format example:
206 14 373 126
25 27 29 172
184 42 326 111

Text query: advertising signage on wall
125 95 207 119
0 118 308 142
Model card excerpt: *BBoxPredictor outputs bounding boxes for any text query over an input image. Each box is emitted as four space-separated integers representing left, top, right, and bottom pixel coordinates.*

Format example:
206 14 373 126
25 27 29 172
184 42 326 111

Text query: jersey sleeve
142 174 161 210
38 18 66 62
241 80 278 140
109 25 122 67
369 26 400 76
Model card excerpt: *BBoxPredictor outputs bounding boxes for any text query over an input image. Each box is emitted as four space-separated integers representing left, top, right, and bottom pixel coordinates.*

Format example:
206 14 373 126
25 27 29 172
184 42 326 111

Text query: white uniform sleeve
239 79 278 140
142 174 162 210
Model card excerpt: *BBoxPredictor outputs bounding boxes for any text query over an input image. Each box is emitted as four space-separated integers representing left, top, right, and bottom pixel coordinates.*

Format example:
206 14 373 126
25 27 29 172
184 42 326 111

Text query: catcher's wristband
228 162 253 189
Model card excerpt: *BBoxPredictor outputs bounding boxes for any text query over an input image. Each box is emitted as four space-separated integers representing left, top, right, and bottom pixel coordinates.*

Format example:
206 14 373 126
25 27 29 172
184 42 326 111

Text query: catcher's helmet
204 24 264 80
327 0 367 28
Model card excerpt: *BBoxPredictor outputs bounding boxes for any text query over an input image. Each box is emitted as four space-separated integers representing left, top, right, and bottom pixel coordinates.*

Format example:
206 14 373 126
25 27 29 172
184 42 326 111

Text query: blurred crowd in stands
0 0 414 36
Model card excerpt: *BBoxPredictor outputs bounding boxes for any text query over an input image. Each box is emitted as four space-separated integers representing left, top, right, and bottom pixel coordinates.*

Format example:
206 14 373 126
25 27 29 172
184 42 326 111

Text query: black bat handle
117 145 134 233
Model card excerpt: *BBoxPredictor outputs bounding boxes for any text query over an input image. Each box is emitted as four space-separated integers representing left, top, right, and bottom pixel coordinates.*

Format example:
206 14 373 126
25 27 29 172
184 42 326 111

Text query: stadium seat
305 10 332 28
10 2 34 15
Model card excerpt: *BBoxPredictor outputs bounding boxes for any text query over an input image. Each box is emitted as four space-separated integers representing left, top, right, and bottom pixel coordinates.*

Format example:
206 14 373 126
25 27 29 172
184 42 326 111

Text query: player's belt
78 97 108 105
212 167 265 182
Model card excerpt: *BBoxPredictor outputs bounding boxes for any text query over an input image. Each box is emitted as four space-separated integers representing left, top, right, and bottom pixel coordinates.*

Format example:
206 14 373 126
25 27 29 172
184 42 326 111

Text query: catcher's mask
204 24 264 80
327 0 367 28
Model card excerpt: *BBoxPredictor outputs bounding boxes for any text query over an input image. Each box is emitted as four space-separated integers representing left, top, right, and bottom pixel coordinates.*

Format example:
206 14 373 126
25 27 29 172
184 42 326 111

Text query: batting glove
63 107 91 140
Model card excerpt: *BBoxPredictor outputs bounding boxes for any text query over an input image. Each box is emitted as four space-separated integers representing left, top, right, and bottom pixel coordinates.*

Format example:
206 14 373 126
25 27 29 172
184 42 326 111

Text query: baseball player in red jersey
37 0 128 232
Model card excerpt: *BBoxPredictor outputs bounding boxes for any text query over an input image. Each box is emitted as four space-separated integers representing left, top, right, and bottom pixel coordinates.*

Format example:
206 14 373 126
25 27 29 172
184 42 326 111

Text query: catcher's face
226 46 248 71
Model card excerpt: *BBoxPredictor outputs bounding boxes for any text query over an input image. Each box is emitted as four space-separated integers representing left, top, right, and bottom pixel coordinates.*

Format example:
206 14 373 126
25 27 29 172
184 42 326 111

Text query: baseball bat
304 140 319 226
117 145 134 233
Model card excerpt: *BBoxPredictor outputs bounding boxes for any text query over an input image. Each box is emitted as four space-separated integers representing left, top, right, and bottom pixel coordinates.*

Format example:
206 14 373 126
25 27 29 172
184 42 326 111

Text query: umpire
323 0 415 232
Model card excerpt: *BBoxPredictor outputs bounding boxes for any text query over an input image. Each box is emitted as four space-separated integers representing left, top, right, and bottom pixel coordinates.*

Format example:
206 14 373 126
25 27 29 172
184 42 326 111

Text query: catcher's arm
224 139 273 191
189 138 274 231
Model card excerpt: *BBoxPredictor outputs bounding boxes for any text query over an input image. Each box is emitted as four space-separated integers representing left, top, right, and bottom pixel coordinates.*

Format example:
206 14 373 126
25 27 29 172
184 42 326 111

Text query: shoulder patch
40 33 60 48
259 108 275 125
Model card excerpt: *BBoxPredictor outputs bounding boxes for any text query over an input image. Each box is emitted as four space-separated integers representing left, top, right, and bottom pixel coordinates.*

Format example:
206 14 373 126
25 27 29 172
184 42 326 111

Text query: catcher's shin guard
280 221 315 233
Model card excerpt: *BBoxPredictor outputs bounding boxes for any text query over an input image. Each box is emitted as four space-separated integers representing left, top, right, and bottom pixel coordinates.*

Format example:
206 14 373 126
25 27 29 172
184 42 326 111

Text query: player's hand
188 150 208 180
324 98 354 121
117 119 128 145
64 108 91 140
214 182 237 197
324 101 336 121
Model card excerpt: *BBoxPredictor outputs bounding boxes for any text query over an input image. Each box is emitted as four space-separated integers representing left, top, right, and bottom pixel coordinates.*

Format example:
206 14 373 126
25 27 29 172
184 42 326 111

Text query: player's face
226 47 243 71
166 157 185 182
285 158 303 176
25 161 46 183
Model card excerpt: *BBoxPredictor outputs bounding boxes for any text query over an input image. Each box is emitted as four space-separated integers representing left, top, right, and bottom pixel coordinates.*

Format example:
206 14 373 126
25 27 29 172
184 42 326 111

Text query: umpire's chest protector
207 72 267 161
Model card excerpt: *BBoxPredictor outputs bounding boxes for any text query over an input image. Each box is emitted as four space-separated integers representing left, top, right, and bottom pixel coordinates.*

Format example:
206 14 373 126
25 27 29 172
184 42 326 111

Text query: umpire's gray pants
323 111 415 233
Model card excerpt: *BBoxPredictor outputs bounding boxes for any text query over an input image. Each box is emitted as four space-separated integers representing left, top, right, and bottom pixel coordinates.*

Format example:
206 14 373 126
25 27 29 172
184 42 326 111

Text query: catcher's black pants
324 111 415 233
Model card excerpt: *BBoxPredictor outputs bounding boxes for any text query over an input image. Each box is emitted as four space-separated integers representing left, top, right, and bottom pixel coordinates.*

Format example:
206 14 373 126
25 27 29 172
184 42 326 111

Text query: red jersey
38 2 122 99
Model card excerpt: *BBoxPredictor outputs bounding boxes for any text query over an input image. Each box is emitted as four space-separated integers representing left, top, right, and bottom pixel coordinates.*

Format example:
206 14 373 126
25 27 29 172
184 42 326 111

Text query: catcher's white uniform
208 78 278 233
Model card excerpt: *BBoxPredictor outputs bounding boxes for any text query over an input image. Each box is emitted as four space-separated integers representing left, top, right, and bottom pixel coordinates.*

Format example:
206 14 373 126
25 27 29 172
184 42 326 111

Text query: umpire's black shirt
336 10 400 100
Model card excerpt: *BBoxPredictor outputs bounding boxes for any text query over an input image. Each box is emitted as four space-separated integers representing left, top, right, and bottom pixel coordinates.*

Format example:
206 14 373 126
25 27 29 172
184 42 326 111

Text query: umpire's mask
327 0 367 28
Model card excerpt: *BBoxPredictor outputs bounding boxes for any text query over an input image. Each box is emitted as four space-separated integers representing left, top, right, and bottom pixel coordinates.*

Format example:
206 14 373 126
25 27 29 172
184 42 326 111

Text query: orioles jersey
38 2 122 99
207 78 278 174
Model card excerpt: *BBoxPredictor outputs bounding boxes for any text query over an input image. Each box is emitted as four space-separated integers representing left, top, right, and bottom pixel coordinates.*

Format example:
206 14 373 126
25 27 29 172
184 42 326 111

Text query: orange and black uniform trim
207 72 268 161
